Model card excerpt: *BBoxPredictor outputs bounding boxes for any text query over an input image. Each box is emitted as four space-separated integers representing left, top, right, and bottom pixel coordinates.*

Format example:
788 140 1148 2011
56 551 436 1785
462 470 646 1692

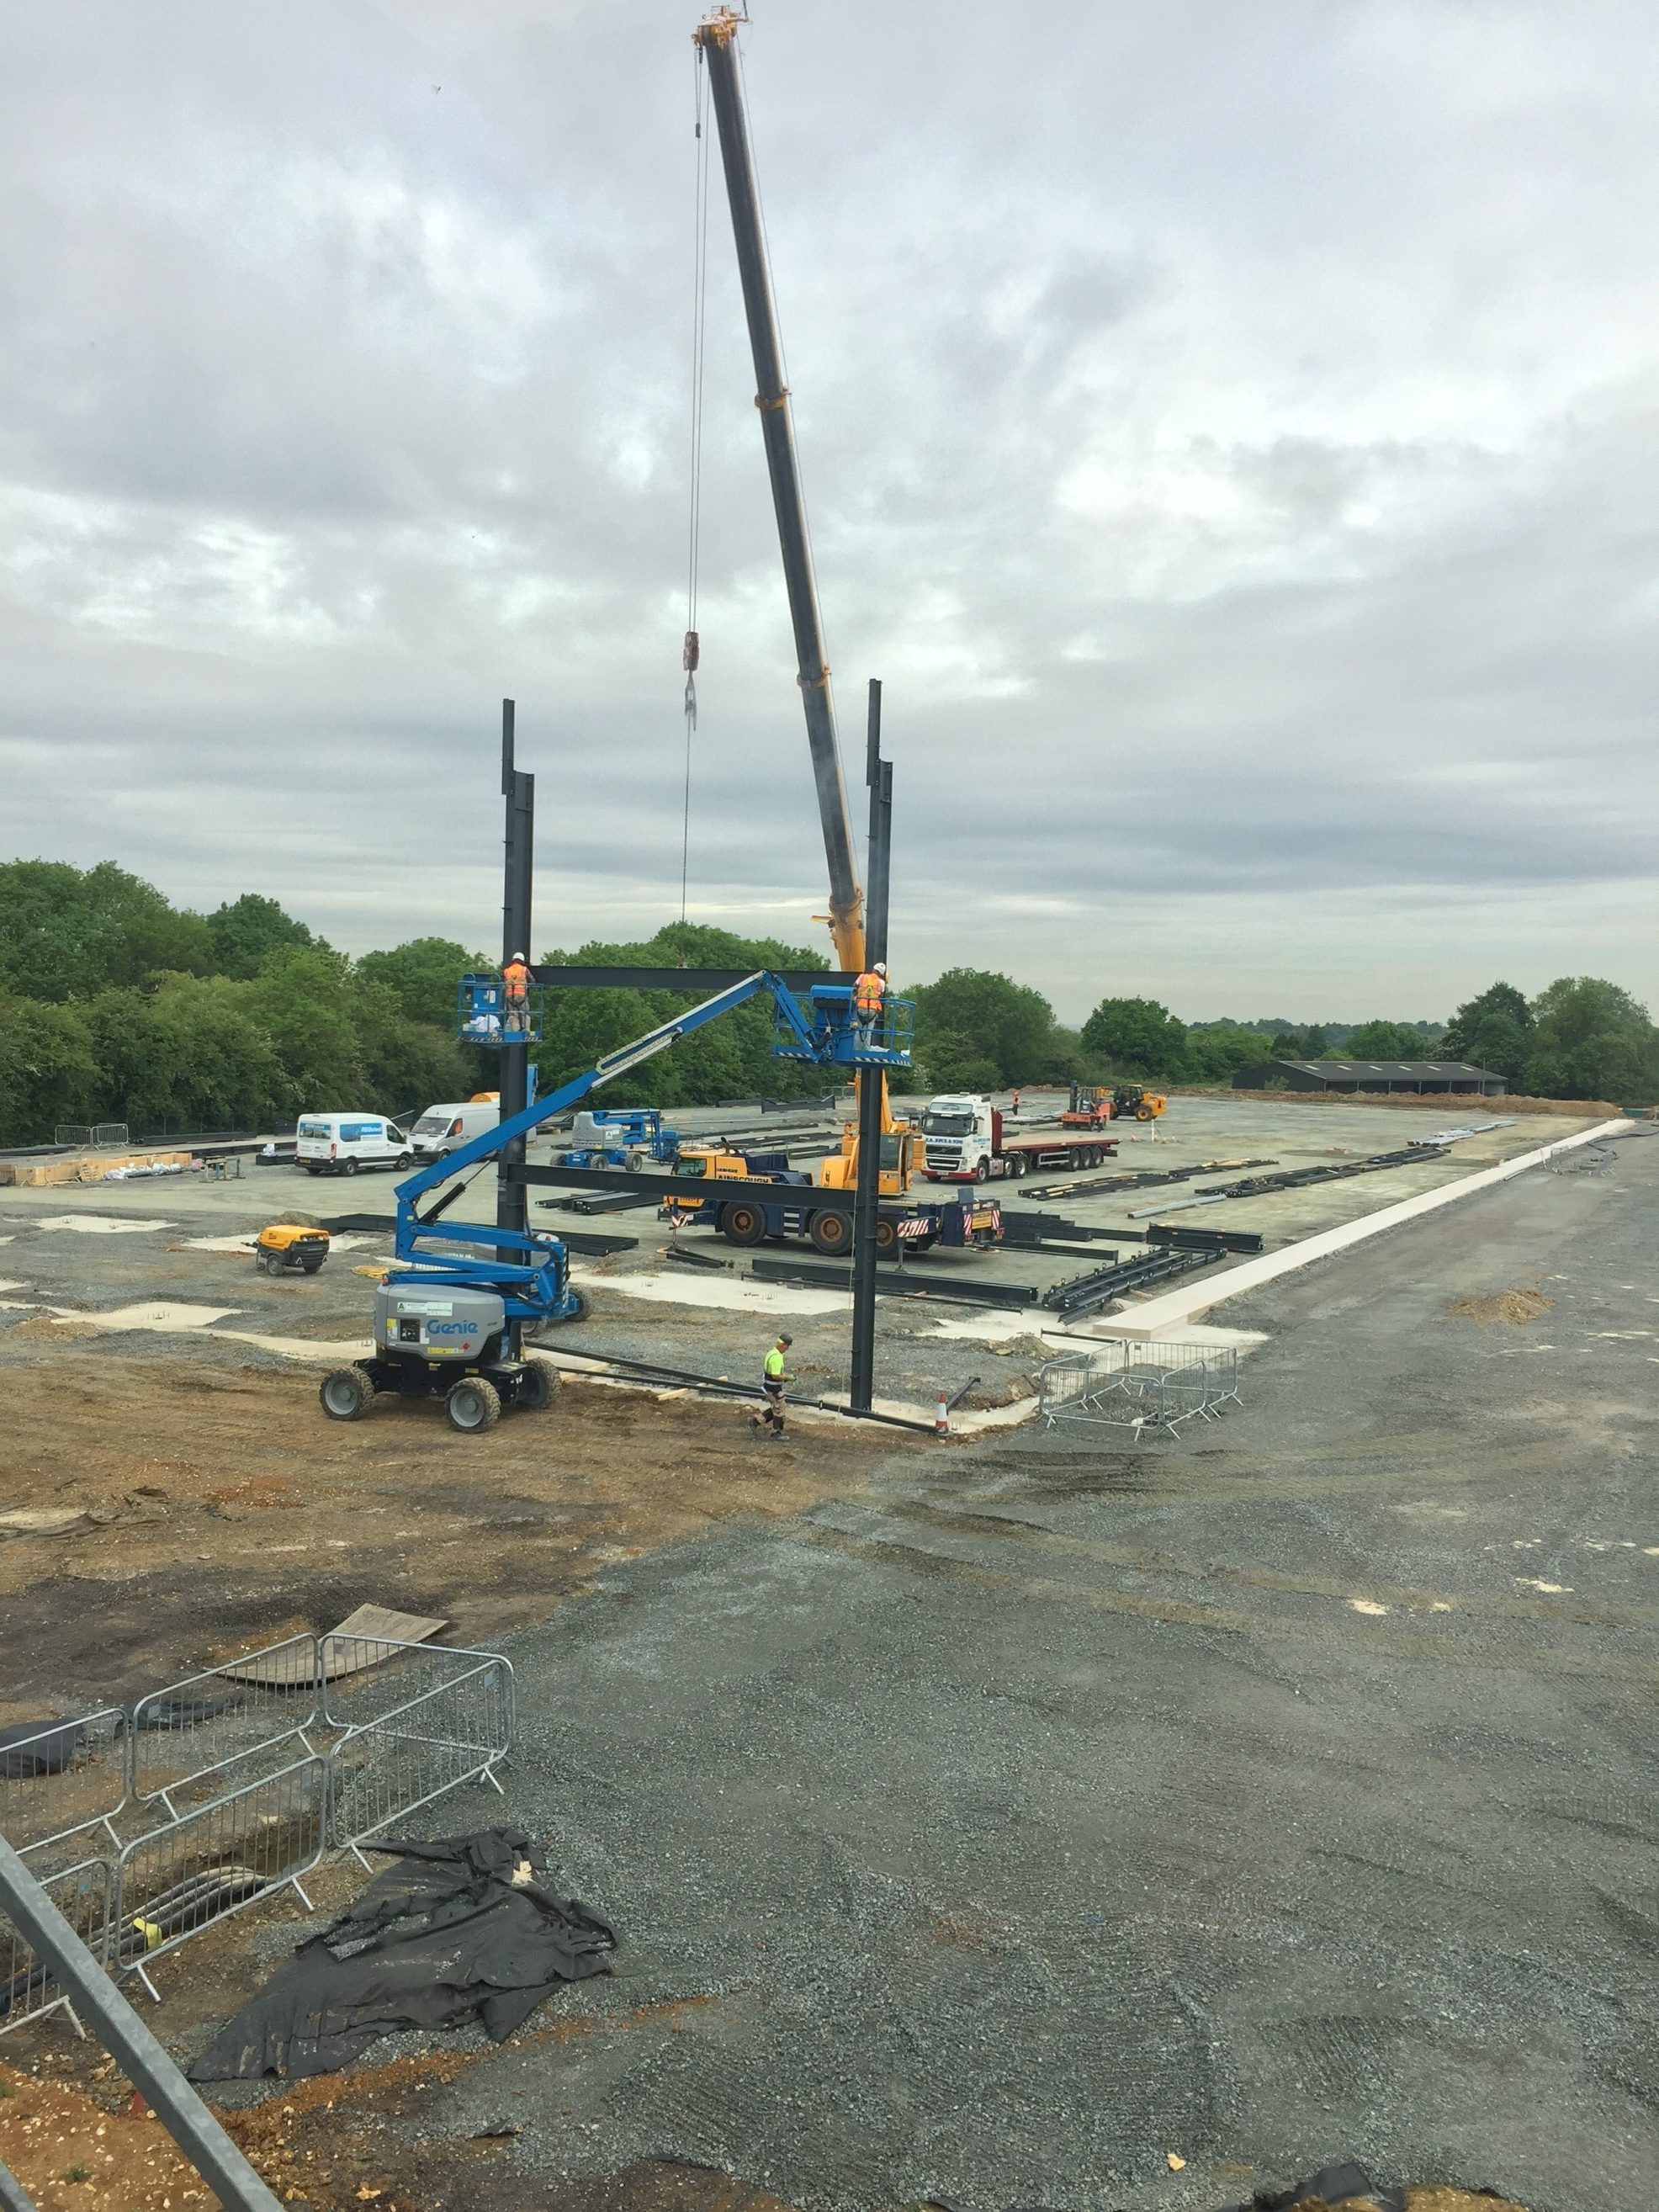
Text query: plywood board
217 1605 449 1687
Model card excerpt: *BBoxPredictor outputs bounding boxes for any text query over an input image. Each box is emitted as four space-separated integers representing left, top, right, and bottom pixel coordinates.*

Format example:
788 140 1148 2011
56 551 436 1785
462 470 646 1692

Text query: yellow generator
253 1222 331 1276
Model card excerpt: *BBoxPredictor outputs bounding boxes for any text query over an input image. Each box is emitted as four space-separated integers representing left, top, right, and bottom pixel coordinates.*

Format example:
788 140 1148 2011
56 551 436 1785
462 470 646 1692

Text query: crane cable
680 43 711 931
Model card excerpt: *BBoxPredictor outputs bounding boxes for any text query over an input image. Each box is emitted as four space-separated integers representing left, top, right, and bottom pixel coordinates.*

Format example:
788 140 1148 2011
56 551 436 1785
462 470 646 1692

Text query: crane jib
695 16 863 964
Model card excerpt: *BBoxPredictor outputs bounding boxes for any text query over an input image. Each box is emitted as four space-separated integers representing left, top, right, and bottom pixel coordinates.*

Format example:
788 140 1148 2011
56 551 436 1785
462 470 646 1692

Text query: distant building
1232 1059 1507 1097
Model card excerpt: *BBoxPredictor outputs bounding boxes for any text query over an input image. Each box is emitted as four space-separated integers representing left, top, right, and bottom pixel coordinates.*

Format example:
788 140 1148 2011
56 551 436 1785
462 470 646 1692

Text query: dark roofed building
1232 1059 1506 1096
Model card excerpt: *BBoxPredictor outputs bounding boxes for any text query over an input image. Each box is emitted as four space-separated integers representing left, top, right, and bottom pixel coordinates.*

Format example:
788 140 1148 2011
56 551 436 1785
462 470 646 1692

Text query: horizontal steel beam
749 1256 1038 1308
510 1162 856 1213
530 966 853 993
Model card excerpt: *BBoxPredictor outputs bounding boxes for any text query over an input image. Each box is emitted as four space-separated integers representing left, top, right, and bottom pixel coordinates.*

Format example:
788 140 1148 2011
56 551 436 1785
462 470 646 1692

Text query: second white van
295 1114 411 1176
409 1099 501 1161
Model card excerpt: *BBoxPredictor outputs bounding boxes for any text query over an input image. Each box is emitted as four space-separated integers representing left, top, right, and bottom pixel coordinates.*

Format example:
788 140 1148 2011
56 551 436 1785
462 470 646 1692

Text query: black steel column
498 699 534 1304
849 681 890 1415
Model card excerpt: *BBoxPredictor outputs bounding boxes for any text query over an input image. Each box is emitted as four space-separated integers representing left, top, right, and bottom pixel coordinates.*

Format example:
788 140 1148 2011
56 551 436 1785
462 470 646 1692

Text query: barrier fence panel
323 1638 515 1851
116 1756 329 1999
1 1857 113 2039
131 1637 322 1811
1040 1340 1240 1440
0 1710 130 1872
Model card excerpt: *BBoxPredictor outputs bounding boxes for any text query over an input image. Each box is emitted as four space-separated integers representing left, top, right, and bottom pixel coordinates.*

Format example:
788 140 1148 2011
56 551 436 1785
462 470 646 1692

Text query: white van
294 1113 411 1176
409 1099 501 1162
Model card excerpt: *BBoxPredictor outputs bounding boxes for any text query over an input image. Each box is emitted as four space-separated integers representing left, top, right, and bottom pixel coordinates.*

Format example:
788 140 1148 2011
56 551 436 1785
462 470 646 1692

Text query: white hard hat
873 961 887 974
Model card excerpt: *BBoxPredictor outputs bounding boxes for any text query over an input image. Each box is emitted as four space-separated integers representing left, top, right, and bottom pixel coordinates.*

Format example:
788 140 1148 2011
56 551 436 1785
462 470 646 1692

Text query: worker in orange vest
853 962 887 1046
502 952 531 1035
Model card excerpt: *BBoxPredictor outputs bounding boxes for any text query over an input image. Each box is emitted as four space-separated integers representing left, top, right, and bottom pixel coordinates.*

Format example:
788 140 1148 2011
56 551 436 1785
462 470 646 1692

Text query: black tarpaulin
187 1825 617 2082
1219 2163 1407 2212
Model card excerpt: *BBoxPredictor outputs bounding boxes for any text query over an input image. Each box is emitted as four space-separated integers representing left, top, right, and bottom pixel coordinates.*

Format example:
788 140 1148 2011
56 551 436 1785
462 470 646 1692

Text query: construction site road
171 1124 1654 2212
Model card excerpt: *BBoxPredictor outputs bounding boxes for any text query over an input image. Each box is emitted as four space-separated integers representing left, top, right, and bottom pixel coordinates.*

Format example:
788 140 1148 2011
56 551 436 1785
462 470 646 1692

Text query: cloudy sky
3 0 1656 1023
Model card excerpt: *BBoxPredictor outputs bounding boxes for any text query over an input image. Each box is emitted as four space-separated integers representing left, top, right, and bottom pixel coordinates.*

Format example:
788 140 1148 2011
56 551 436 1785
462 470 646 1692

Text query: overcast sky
3 1 1656 1023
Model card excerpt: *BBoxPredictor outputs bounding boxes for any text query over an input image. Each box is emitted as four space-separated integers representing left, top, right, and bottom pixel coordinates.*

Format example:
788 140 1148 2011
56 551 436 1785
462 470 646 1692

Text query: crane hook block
683 629 700 673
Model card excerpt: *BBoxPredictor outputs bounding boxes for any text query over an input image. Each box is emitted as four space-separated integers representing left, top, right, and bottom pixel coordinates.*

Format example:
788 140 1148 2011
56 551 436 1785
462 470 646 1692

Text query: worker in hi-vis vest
853 962 887 1046
502 952 531 1034
752 1333 793 1439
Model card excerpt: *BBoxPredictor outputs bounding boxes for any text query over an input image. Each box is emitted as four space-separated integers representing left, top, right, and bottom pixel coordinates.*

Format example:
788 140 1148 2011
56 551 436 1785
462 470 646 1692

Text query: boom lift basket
458 973 543 1047
771 984 913 1069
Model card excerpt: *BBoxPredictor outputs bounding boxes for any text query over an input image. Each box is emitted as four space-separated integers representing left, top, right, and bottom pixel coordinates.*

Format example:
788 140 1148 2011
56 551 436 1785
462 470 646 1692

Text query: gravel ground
286 1129 1659 2212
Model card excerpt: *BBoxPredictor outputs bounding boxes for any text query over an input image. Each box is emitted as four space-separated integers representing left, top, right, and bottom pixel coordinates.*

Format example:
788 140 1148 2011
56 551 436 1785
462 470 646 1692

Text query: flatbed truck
664 1143 1002 1255
919 1095 1121 1182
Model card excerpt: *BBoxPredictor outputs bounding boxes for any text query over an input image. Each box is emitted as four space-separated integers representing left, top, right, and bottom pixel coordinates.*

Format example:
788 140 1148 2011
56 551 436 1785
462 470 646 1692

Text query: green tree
1344 1019 1434 1060
0 993 99 1143
87 976 298 1133
1524 977 1659 1102
1441 981 1534 1082
910 969 1057 1090
206 894 317 980
243 947 361 1101
1080 995 1187 1078
0 860 214 1000
356 937 489 1033
1185 1024 1275 1081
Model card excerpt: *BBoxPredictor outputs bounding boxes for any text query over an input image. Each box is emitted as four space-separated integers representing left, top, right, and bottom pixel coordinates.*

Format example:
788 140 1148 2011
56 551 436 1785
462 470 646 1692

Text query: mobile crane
692 6 911 1202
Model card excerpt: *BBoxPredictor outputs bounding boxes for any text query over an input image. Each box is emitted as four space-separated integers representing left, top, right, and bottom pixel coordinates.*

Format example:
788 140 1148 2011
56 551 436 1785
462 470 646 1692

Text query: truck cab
920 1095 995 1180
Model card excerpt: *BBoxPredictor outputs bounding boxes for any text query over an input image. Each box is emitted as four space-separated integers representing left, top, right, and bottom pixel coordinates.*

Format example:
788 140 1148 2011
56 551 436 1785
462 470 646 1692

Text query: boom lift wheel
445 1377 501 1434
809 1212 851 1255
320 1367 375 1422
517 1357 560 1411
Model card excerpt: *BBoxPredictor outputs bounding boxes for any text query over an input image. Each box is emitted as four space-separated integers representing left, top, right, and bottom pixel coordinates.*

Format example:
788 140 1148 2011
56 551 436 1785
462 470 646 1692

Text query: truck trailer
919 1095 1121 1182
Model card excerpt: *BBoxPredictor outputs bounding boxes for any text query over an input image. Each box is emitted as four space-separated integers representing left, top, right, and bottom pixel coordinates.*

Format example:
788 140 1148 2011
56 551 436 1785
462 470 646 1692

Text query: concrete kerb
1103 1117 1630 1338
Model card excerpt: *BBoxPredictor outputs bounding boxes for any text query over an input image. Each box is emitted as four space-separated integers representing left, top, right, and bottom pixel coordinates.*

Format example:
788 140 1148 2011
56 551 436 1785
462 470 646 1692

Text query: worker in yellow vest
853 962 887 1047
502 952 531 1035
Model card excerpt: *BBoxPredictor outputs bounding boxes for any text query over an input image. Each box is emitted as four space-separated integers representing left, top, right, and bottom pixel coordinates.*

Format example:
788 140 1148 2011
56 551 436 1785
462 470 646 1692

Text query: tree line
1 861 1652 1148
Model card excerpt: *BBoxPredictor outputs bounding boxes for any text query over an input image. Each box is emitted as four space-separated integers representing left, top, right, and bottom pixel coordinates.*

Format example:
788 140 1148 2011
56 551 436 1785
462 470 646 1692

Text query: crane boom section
695 11 864 974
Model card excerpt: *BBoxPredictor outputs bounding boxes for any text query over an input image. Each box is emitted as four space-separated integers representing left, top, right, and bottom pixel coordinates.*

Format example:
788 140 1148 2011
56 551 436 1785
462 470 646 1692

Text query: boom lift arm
391 969 907 1323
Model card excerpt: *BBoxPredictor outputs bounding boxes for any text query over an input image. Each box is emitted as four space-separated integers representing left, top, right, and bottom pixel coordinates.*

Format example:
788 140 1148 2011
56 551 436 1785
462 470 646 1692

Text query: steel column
849 682 889 1415
497 698 534 1295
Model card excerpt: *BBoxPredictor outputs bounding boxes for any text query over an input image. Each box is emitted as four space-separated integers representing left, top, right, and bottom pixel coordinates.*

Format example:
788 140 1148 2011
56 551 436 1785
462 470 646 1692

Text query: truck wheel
974 1160 989 1184
723 1202 766 1247
320 1367 374 1421
810 1212 851 1255
341 1158 358 1177
517 1357 560 1411
445 1377 501 1434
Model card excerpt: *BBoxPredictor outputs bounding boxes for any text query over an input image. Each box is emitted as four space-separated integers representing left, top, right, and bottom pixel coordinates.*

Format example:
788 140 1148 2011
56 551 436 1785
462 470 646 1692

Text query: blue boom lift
319 971 910 1433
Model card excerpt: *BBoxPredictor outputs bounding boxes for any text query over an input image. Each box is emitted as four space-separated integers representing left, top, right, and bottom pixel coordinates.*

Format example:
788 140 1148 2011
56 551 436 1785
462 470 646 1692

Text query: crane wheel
723 1203 766 1246
517 1357 560 1411
320 1367 375 1422
445 1377 501 1434
809 1212 851 1255
874 1218 898 1254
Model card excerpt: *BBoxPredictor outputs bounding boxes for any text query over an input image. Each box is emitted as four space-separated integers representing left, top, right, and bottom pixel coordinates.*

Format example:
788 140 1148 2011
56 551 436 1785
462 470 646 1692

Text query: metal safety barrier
0 1709 130 1872
116 1756 328 1999
1 1635 513 2024
323 1636 515 1853
130 1636 322 1808
1040 1339 1240 1440
1 1858 113 2037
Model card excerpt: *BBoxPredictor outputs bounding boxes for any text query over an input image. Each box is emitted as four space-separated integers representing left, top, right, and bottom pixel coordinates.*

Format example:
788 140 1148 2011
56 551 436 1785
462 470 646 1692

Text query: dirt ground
0 1353 906 1716
0 2050 1531 2212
